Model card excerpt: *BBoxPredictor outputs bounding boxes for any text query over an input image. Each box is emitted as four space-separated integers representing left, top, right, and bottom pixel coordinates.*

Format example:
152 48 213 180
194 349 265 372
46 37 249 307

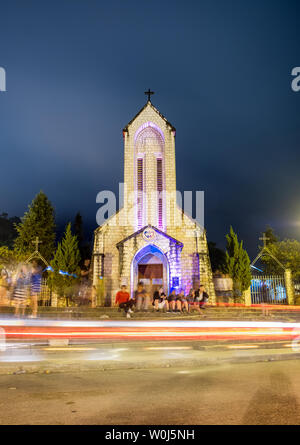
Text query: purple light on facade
157 158 163 229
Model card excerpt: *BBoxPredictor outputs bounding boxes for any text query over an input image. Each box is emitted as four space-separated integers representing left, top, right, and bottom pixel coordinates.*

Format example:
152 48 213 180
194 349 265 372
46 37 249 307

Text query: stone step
1 305 300 321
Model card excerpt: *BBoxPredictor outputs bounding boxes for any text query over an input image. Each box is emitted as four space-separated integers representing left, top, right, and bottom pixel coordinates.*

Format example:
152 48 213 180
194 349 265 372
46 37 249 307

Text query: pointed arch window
134 123 165 230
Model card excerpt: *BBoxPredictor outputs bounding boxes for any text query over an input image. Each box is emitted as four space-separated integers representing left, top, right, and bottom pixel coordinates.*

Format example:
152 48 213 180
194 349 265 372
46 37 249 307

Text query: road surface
1 359 300 425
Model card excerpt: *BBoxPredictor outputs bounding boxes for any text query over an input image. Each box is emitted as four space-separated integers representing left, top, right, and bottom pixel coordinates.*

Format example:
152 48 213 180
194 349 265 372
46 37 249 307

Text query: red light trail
1 320 300 342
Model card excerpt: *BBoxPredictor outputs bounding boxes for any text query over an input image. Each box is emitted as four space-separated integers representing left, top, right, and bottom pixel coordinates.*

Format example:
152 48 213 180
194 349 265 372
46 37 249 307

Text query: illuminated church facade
92 94 215 303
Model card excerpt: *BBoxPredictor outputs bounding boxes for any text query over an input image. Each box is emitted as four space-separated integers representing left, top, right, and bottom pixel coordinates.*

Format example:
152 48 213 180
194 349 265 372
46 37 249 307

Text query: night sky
1 0 300 257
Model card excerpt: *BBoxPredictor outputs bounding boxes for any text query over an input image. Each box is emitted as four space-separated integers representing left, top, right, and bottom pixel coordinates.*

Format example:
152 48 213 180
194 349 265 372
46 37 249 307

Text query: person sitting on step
153 287 167 312
159 291 169 312
187 289 202 314
134 282 150 312
167 289 177 312
199 284 209 309
115 285 134 318
176 290 189 312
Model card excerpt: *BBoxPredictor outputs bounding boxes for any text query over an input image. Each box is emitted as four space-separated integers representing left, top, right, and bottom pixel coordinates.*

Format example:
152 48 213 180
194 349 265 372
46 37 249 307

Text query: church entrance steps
1 305 300 322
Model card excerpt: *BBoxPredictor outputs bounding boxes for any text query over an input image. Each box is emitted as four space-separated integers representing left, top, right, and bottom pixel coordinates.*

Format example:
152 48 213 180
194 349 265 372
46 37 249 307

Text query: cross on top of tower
144 88 154 102
32 236 42 252
259 233 270 248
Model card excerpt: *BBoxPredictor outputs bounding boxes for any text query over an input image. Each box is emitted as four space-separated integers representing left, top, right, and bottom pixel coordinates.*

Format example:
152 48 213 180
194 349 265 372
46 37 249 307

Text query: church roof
116 225 183 248
123 101 176 133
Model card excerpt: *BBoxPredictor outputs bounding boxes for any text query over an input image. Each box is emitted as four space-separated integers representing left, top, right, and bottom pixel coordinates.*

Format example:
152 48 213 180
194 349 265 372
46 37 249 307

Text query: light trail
44 347 98 351
0 319 300 341
215 303 300 311
1 319 300 328
145 346 193 350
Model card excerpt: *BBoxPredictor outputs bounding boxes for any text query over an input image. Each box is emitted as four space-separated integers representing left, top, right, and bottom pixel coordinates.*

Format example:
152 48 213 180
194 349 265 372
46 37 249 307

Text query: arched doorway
131 244 169 298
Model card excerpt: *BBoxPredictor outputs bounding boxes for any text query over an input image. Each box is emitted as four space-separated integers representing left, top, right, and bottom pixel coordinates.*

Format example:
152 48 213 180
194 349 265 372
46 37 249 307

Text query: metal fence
251 275 287 305
294 281 300 302
38 278 52 306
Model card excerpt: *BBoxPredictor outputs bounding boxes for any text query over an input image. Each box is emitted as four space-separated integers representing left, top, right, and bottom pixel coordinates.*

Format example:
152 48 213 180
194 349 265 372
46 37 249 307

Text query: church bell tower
122 90 177 233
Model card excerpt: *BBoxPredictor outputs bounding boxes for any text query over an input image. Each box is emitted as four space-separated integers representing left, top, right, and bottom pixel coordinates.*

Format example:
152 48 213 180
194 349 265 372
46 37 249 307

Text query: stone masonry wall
93 102 216 305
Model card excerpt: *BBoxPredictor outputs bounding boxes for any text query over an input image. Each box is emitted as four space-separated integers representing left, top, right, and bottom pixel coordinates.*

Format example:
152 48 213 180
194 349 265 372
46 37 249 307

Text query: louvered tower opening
137 158 144 229
157 158 163 229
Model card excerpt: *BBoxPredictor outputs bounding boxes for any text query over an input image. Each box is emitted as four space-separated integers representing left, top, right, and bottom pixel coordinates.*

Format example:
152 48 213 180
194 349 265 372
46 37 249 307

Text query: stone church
92 93 215 303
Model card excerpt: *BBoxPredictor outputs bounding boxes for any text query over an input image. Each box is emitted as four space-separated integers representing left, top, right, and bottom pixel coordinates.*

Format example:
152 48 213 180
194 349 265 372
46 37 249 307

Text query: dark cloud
0 0 300 257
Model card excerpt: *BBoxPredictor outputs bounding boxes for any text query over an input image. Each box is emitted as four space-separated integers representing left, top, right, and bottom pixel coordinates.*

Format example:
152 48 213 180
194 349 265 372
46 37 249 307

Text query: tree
48 223 81 303
14 191 56 261
73 212 83 246
73 212 92 261
0 246 27 271
0 213 21 248
261 239 300 279
73 211 85 260
208 241 226 273
263 226 279 246
224 226 252 298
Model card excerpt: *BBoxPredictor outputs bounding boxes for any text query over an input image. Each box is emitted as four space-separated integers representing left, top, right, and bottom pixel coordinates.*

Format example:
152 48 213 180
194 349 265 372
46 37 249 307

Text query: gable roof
116 225 183 248
123 101 176 133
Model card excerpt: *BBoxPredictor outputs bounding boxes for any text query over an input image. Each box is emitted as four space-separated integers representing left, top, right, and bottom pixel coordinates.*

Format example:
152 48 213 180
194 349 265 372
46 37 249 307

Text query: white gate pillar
285 269 295 305
243 286 252 306
51 292 58 307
